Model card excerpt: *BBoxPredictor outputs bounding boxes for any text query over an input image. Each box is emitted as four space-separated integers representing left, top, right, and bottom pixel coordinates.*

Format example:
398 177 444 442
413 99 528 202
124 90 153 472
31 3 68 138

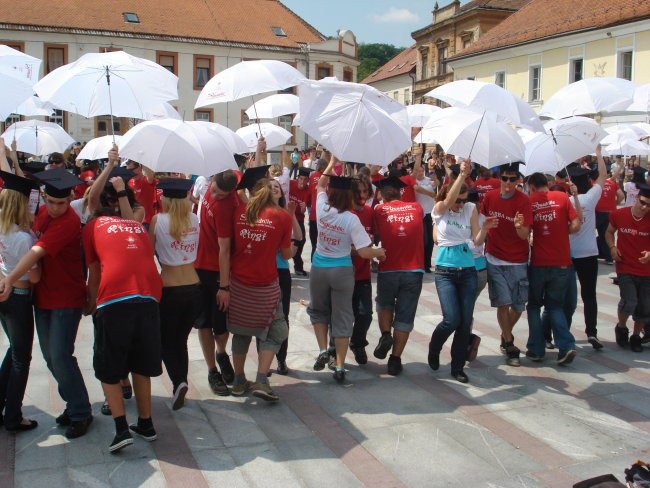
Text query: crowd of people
0 135 649 455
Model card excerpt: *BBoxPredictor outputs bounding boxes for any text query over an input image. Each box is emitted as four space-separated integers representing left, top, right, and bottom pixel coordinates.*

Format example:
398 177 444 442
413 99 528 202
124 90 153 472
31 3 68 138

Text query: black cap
449 164 461 177
19 161 47 173
567 167 592 193
234 154 247 166
376 175 406 190
467 188 480 204
157 178 193 199
236 165 270 191
632 166 647 183
107 166 135 187
555 169 568 179
32 168 82 198
0 170 38 197
636 182 650 199
567 167 591 178
499 162 523 176
297 167 314 177
328 175 354 190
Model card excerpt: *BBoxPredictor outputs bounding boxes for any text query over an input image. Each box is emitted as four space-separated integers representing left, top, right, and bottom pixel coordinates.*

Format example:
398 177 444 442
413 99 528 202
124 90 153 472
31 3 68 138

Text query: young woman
148 178 202 410
428 161 496 383
308 155 385 383
0 171 41 431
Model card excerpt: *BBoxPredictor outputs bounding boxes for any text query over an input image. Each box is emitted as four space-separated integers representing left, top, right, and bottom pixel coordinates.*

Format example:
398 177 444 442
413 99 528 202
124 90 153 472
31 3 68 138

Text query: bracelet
218 286 230 292
115 190 128 198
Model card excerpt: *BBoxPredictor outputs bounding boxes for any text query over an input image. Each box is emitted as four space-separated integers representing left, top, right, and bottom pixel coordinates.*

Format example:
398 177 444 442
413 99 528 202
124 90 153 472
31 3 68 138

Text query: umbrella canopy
626 83 650 112
193 121 249 155
2 120 74 156
34 51 179 119
406 104 441 128
425 80 544 131
118 119 239 176
601 139 650 157
539 77 638 119
0 45 42 119
245 93 299 120
15 96 56 117
601 127 642 146
236 122 292 151
195 60 306 108
143 101 182 121
415 107 524 168
298 78 411 165
76 135 122 161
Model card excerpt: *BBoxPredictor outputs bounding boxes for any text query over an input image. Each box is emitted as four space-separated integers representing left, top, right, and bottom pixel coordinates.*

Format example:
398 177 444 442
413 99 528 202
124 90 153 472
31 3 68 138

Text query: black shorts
194 268 228 335
93 298 162 384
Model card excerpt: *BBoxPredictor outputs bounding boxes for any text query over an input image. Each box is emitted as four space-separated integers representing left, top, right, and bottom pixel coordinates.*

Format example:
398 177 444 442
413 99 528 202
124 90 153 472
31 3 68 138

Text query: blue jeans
34 307 91 420
526 267 576 357
432 266 478 372
542 265 577 340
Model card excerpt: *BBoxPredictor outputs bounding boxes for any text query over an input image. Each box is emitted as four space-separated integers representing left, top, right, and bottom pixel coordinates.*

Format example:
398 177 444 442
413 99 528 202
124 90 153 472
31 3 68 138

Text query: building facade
360 45 416 106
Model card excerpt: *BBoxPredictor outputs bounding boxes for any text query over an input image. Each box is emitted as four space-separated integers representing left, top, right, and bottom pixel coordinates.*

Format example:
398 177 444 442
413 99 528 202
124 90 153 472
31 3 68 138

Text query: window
123 12 140 23
529 65 541 101
44 44 68 129
271 26 286 37
343 67 353 82
463 38 472 50
315 63 332 80
195 109 213 122
193 55 212 90
494 71 505 88
1 41 24 52
156 51 177 75
5 114 20 130
421 51 428 80
618 50 633 80
437 46 447 76
100 47 122 53
404 88 410 105
570 59 583 83
278 115 295 144
393 91 399 102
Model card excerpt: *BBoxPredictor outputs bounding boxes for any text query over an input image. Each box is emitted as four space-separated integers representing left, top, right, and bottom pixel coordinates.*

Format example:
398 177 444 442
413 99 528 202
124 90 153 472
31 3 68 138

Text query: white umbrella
626 83 650 112
601 127 642 146
0 46 42 119
425 80 544 131
34 51 179 132
298 78 411 165
143 101 182 121
236 123 292 151
415 107 524 169
192 121 249 155
15 96 56 117
601 139 650 157
245 93 299 119
633 122 650 138
2 120 74 156
195 60 306 108
118 119 239 176
539 77 638 119
76 135 122 161
406 104 441 128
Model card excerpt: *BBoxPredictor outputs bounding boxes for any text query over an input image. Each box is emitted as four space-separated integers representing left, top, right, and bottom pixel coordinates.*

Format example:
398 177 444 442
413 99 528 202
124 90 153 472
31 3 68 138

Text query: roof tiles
360 44 417 84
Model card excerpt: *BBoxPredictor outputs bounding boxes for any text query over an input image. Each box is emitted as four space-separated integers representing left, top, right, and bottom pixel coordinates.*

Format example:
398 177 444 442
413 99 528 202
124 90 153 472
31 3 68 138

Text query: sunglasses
455 198 468 204
639 198 650 208
501 176 519 182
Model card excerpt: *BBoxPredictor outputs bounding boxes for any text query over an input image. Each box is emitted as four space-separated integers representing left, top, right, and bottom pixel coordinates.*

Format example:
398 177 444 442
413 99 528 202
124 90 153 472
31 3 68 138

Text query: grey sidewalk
2 261 649 488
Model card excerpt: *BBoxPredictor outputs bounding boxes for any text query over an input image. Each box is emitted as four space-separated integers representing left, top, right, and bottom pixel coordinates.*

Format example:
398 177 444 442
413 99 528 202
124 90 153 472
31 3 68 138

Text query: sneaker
294 269 308 277
630 334 643 353
101 401 111 416
208 368 230 396
499 336 507 354
109 430 133 453
122 384 133 400
231 380 252 396
129 422 157 441
427 348 440 371
251 382 279 402
504 342 521 367
451 370 469 383
525 350 544 362
55 410 71 426
587 336 604 350
216 353 235 384
557 349 577 365
313 351 329 371
276 360 289 375
328 356 337 371
615 324 630 348
374 333 393 360
172 382 188 411
387 355 403 376
466 334 481 362
545 340 555 350
350 347 367 365
332 369 346 383
65 415 93 439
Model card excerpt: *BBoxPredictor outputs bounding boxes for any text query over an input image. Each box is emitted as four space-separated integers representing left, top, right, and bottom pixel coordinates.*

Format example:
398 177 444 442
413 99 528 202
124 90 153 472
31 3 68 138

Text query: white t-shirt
624 181 639 207
192 176 209 223
275 167 290 199
434 202 475 248
0 224 35 281
303 158 313 169
315 191 371 258
154 212 200 266
570 184 602 259
70 198 92 225
415 176 435 215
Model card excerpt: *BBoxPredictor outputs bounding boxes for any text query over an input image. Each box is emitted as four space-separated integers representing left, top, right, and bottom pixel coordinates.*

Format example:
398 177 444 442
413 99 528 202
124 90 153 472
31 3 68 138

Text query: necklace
632 211 644 222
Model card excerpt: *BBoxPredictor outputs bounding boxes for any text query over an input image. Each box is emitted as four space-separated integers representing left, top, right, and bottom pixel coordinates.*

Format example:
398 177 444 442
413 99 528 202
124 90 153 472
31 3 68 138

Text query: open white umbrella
245 93 299 120
118 119 239 176
539 77 638 119
626 83 650 112
76 135 122 161
15 96 56 117
236 123 292 151
192 121 249 155
298 78 411 165
601 139 650 157
406 104 441 128
143 101 182 121
2 120 74 156
425 80 543 131
0 45 42 119
415 107 524 168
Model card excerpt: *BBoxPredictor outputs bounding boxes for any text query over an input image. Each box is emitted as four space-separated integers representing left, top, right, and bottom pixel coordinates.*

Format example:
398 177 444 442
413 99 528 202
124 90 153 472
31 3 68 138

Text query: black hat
449 164 461 176
0 170 38 197
32 168 82 198
234 154 247 166
157 178 193 199
567 167 591 179
636 182 650 199
555 169 568 179
499 162 523 175
328 175 354 190
568 167 592 194
376 175 406 190
467 188 480 204
236 165 270 191
632 166 647 183
297 167 314 177
106 166 135 187
19 161 47 173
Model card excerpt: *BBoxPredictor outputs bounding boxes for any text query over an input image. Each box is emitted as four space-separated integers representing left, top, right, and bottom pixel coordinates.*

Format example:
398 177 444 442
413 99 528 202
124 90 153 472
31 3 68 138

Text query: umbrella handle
105 66 116 144
250 95 263 138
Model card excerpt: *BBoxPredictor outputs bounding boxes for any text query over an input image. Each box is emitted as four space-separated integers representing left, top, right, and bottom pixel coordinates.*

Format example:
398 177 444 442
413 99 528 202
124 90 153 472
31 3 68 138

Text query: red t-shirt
32 206 86 309
351 205 374 281
529 191 577 267
609 207 650 276
474 177 501 205
194 190 238 271
289 179 311 221
442 175 474 189
231 203 292 286
373 200 424 272
399 175 417 203
83 216 162 305
595 179 619 212
308 171 322 222
128 176 158 224
480 189 533 264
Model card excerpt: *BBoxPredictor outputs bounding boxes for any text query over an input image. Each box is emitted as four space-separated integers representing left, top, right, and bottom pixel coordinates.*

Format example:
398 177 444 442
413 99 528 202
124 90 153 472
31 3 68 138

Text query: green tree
357 43 405 82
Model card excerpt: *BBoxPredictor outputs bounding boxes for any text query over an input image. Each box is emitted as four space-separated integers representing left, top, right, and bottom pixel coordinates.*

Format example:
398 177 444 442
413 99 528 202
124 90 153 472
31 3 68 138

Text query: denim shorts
375 271 423 332
617 273 650 323
487 262 529 312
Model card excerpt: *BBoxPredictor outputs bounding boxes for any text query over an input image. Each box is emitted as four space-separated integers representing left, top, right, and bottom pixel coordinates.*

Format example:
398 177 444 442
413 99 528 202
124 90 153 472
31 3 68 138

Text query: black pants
276 268 292 363
0 293 34 427
423 214 434 271
290 163 299 179
309 220 318 259
595 211 612 261
292 220 307 272
160 284 202 389
573 255 599 337
350 280 373 349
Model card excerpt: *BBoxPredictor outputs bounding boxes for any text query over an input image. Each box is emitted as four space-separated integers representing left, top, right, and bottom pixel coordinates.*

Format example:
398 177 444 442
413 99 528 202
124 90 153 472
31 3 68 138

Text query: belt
12 287 31 296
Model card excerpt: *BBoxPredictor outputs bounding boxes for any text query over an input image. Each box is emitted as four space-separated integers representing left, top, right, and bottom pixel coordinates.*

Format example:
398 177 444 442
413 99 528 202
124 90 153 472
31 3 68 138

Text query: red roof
360 45 417 84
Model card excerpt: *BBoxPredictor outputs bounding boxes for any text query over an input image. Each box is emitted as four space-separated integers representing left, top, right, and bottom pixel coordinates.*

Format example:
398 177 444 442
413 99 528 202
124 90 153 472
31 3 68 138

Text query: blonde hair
246 178 276 226
161 196 192 241
269 164 282 178
0 189 30 233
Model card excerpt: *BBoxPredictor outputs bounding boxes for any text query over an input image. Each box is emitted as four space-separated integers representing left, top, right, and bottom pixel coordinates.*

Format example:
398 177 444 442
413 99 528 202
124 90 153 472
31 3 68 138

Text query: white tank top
154 212 200 266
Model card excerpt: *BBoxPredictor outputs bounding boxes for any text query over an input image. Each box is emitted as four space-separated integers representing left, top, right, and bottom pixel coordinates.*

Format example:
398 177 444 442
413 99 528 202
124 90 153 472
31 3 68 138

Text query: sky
280 0 449 48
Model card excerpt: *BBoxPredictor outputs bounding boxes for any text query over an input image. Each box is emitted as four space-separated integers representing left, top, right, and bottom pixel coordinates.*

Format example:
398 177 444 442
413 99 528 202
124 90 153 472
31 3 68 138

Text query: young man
84 213 163 452
606 183 650 352
289 166 312 276
480 163 532 367
0 168 92 438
